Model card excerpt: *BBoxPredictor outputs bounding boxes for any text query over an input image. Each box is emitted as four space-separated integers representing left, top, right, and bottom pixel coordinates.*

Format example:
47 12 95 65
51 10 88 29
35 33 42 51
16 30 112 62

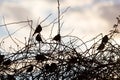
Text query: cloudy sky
0 0 120 51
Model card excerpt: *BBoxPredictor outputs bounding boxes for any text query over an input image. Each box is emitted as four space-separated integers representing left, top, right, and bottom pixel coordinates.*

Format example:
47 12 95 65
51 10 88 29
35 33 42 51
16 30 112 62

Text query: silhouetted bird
116 17 120 24
44 63 57 72
97 43 105 50
53 34 61 42
50 63 57 72
7 75 15 80
3 59 11 66
101 35 109 44
44 64 50 72
51 63 57 68
26 65 33 72
33 24 42 36
35 34 43 43
0 55 4 64
35 54 47 62
66 64 72 71
68 57 78 64
113 24 118 28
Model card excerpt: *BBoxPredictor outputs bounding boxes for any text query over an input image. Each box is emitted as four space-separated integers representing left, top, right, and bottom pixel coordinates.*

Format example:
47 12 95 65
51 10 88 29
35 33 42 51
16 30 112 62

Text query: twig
0 24 28 45
57 0 60 34
2 16 18 46
42 7 70 28
40 14 52 24
0 20 32 27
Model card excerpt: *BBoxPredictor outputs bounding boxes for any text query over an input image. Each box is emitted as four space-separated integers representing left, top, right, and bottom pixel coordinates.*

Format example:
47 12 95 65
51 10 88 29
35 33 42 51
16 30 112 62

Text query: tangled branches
0 0 120 79
0 17 120 80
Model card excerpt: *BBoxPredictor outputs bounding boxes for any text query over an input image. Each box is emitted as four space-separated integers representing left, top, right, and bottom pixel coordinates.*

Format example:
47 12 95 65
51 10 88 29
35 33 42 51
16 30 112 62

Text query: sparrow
3 59 11 66
50 63 57 72
113 24 118 28
0 55 4 64
26 65 33 72
35 54 47 62
68 57 78 64
53 34 61 42
33 24 42 36
44 64 50 72
66 64 71 71
35 34 43 43
7 75 15 80
97 43 105 50
116 17 120 24
101 35 109 44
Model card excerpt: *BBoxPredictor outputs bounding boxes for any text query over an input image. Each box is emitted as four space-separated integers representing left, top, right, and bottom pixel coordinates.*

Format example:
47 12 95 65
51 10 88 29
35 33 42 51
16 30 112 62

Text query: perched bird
116 17 120 24
113 24 118 28
7 75 15 80
53 34 61 42
101 35 109 44
68 57 78 64
0 55 4 64
35 54 47 62
44 64 50 72
35 34 43 43
66 64 71 71
3 59 11 66
33 24 42 36
50 63 57 72
26 65 33 72
97 43 105 50
44 63 57 72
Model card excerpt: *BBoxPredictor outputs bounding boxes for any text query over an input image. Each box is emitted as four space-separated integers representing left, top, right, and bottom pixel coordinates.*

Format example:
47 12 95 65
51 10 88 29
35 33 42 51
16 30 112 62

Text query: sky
0 0 120 51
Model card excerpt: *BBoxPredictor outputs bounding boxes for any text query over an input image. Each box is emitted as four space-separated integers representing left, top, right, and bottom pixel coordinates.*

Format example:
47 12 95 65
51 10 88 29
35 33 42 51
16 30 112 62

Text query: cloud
59 0 112 38
0 2 33 21
0 0 120 51
99 3 120 25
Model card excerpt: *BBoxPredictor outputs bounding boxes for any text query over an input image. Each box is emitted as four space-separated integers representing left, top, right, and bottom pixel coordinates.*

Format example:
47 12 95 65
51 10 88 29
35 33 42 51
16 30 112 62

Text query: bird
52 34 61 42
3 59 11 66
26 65 33 72
0 55 4 64
68 57 78 64
50 63 57 72
113 24 118 28
44 64 50 72
7 75 15 80
101 35 109 44
66 64 71 71
33 24 42 36
116 17 120 24
35 54 47 62
35 34 43 43
97 43 105 50
51 63 57 69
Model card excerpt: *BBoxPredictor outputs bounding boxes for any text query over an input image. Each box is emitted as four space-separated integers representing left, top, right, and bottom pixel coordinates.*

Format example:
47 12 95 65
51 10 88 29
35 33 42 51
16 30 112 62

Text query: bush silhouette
0 0 120 80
